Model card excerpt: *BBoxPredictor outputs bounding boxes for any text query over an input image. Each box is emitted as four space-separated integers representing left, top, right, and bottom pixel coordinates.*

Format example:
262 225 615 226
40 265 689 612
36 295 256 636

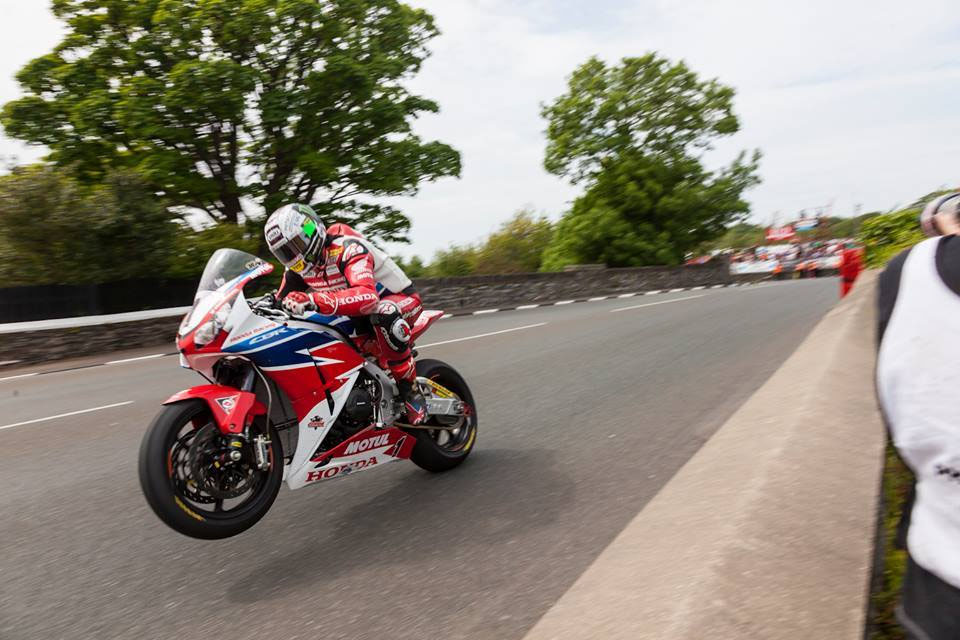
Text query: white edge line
441 313 453 319
711 284 725 289
610 294 705 314
669 288 686 293
418 322 547 349
0 372 38 383
516 304 539 310
618 293 637 299
105 353 166 365
0 360 22 366
0 401 134 432
691 286 706 291
588 297 608 302
473 309 499 315
644 290 662 296
554 300 575 305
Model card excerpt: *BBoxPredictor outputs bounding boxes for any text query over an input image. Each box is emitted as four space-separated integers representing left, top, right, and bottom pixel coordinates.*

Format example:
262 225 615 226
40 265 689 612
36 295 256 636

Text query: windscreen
196 249 266 297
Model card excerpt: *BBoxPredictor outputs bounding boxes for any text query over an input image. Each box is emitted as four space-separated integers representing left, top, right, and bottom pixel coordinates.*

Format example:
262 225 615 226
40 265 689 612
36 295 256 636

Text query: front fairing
177 251 275 375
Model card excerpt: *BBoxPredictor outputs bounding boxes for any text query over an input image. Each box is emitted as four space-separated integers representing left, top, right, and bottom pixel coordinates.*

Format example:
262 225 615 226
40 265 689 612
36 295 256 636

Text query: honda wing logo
215 395 239 412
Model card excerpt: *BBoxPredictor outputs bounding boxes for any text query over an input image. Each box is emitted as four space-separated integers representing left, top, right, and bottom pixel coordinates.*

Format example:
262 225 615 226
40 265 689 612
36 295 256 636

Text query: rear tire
138 400 283 540
408 359 478 473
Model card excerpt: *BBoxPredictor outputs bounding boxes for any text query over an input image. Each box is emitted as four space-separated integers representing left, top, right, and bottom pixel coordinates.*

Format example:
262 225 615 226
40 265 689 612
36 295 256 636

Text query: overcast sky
1 0 958 259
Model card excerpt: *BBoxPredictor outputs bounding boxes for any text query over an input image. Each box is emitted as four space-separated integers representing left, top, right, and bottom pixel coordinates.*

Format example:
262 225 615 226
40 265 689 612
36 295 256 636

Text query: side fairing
222 313 369 486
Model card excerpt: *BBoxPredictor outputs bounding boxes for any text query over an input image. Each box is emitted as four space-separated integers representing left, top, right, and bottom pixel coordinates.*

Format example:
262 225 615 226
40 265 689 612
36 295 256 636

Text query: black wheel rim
165 412 273 520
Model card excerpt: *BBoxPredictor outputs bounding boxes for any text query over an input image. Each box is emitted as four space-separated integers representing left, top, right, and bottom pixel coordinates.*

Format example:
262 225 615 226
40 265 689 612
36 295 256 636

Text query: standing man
876 192 960 639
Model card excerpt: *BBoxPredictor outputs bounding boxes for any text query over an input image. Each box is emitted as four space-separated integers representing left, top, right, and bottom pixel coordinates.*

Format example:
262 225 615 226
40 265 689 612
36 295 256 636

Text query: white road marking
0 360 22 366
516 304 539 310
105 353 166 365
644 290 662 296
441 313 453 319
554 300 575 305
691 286 706 291
0 401 134 432
588 296 608 302
419 323 547 349
473 309 499 315
610 294 705 313
711 284 726 289
618 293 638 298
669 287 686 293
0 372 38 383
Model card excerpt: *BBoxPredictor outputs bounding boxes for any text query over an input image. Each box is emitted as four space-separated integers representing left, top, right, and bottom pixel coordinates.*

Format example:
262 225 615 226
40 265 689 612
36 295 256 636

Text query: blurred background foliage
859 209 925 268
0 1 944 286
0 0 461 271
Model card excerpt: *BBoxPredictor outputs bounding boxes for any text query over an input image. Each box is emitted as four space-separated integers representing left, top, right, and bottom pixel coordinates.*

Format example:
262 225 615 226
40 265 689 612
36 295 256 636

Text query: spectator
876 192 960 639
839 242 863 297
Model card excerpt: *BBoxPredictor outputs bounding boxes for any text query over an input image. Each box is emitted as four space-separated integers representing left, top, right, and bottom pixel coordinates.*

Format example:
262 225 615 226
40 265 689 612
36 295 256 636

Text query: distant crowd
722 239 861 278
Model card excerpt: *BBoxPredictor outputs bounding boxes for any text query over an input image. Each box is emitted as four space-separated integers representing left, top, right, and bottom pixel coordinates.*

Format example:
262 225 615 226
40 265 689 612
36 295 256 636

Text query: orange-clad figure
839 244 863 297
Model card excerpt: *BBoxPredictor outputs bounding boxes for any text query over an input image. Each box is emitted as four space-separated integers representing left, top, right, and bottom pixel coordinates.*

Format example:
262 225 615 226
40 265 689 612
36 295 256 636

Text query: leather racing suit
276 223 424 392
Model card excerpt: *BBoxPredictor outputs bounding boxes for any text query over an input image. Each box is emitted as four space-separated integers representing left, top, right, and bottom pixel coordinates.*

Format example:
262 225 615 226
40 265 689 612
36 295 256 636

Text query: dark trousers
897 554 960 640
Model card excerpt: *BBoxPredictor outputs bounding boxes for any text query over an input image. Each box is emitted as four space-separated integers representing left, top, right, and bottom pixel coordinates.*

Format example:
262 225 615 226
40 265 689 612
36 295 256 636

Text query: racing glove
282 291 339 316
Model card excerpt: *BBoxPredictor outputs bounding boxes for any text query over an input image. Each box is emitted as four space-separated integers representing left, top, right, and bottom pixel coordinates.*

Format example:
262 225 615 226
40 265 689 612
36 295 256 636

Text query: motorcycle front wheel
138 400 283 540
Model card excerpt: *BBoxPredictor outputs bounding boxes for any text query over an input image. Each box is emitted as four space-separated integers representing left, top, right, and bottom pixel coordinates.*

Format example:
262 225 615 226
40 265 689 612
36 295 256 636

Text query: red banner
766 225 795 241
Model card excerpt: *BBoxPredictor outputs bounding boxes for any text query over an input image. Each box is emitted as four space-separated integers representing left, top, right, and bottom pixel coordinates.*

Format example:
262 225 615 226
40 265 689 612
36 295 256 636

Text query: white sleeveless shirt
877 236 960 589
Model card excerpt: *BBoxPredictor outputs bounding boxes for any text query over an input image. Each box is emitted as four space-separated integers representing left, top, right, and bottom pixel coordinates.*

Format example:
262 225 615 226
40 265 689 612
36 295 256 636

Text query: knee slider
373 302 410 352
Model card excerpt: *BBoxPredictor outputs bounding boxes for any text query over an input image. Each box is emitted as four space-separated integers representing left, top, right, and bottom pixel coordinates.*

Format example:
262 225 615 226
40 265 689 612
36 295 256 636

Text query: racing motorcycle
139 249 477 540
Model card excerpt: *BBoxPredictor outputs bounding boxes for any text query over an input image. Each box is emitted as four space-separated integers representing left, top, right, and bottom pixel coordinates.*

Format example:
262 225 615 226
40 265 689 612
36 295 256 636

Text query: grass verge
868 443 914 639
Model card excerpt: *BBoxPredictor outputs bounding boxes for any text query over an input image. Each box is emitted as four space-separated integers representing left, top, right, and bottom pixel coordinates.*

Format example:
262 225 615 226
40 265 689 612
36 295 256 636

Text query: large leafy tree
541 152 759 268
1 0 460 241
541 54 760 267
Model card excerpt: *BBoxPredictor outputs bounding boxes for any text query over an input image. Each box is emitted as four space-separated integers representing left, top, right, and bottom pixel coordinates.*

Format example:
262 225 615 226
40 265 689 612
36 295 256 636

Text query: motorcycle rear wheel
138 400 283 540
408 358 478 472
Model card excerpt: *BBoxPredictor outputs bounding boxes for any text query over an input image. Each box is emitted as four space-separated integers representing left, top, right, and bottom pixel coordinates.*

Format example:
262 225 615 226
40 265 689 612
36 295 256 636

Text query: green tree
540 54 760 268
542 54 743 184
698 222 765 252
474 210 554 274
542 151 760 269
859 207 925 267
166 220 265 279
0 164 175 285
394 254 427 278
425 245 478 277
1 0 460 241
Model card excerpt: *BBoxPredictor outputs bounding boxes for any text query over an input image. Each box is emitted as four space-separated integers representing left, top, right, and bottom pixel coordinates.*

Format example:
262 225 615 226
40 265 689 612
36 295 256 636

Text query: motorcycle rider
263 203 426 425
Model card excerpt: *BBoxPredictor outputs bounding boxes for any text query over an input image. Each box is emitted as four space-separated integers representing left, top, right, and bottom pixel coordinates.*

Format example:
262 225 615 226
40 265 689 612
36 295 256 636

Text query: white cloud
1 0 958 258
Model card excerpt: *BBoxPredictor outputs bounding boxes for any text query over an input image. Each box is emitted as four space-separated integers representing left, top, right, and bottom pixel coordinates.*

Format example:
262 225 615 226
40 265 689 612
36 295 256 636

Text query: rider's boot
397 379 427 426
390 356 426 425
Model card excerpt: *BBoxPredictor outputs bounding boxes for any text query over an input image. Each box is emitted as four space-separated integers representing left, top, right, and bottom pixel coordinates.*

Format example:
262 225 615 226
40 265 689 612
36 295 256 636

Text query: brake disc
187 425 258 500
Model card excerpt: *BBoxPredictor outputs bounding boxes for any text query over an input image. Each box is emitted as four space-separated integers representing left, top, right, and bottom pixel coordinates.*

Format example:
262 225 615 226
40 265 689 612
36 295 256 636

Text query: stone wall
1 263 762 366
415 263 733 312
0 317 180 365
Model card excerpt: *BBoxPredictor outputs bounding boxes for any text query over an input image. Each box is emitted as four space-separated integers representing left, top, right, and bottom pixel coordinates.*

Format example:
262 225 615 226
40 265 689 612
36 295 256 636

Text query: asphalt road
0 279 838 640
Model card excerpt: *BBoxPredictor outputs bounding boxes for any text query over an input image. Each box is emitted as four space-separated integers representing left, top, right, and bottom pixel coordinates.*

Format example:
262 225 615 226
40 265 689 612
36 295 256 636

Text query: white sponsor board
730 260 779 275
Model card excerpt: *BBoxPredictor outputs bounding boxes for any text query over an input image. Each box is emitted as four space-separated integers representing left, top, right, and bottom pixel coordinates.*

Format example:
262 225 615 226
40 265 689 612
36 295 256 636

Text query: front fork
239 367 272 471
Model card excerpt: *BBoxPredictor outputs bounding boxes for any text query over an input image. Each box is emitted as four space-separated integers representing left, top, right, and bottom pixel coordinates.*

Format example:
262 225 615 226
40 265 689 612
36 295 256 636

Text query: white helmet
264 203 326 273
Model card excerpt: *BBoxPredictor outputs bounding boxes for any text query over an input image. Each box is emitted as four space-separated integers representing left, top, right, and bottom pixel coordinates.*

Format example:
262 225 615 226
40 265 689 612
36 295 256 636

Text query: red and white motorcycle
139 249 477 539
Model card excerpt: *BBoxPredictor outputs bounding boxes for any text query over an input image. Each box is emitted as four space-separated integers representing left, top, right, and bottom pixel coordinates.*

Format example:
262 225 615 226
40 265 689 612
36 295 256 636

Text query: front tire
138 400 283 540
408 359 478 473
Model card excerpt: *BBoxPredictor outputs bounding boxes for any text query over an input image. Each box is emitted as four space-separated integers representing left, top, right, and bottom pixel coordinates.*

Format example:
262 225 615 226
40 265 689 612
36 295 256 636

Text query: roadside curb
523 273 883 639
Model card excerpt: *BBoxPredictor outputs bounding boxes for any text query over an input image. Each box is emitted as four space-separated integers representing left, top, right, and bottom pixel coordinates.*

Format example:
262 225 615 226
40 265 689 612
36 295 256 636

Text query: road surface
0 279 838 640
